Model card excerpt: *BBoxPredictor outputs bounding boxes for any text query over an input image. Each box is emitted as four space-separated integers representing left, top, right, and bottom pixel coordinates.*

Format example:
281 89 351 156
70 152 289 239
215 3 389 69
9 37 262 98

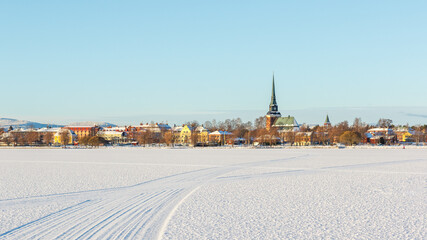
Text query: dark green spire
270 74 277 105
267 74 281 116
325 114 330 124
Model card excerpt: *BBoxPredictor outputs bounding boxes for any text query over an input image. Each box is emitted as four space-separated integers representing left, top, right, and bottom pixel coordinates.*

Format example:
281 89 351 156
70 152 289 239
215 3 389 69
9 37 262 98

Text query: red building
63 126 100 140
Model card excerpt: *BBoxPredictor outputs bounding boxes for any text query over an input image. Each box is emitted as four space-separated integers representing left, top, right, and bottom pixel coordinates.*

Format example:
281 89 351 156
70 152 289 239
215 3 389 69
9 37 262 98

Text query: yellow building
180 125 192 144
172 125 193 145
54 129 77 145
97 130 126 143
209 130 233 145
195 126 209 144
172 126 182 143
171 125 210 145
295 132 312 146
395 128 414 142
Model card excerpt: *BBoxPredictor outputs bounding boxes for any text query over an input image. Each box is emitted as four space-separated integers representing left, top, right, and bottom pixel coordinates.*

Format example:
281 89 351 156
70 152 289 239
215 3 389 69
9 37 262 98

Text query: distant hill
0 118 63 129
67 121 117 128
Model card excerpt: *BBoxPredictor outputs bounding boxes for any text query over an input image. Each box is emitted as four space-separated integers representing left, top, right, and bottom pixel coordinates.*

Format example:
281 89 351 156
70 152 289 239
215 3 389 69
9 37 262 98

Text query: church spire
324 114 331 127
270 74 277 106
266 74 281 117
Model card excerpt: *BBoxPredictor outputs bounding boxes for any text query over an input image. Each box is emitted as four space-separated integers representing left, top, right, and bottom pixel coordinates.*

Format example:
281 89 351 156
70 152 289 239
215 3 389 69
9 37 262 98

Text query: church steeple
270 75 277 106
267 74 281 116
266 74 281 131
324 114 331 127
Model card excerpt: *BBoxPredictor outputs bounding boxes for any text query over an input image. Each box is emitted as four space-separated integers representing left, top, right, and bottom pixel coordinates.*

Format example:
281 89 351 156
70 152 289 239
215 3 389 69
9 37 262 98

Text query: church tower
324 114 331 128
266 75 281 131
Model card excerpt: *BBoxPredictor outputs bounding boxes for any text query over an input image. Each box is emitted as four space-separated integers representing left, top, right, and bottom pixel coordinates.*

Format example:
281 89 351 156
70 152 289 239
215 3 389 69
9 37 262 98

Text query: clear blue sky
1 1 427 125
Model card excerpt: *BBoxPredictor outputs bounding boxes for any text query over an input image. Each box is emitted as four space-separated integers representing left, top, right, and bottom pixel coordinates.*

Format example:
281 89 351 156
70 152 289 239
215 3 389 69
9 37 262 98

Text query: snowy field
0 148 426 239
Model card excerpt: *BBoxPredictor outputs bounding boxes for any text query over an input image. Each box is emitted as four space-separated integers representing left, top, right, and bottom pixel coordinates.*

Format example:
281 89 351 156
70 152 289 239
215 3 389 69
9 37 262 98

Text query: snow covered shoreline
1 144 426 150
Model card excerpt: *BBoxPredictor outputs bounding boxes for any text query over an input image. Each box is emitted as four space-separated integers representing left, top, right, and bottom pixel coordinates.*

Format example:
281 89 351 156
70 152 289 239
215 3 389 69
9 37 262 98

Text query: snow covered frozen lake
0 148 426 239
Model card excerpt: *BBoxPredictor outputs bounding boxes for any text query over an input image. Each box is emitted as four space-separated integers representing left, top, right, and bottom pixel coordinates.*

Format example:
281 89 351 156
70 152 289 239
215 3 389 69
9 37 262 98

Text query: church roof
273 116 299 127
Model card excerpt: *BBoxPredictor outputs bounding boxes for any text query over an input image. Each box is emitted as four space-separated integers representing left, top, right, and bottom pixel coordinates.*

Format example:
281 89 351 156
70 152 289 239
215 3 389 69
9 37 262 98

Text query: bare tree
189 121 199 129
26 131 40 145
233 127 248 139
284 131 296 145
329 121 350 144
43 132 54 145
163 130 174 146
244 121 253 131
378 118 393 128
60 130 71 146
9 132 19 146
268 128 279 146
17 132 27 146
412 125 424 145
79 136 91 146
88 136 107 147
255 128 268 145
190 129 199 146
204 121 213 130
211 119 217 130
255 116 266 130
136 130 152 146
3 133 13 146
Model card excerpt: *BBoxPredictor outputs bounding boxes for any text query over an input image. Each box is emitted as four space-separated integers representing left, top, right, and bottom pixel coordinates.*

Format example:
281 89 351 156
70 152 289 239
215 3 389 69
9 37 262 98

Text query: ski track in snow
0 155 304 239
0 153 426 239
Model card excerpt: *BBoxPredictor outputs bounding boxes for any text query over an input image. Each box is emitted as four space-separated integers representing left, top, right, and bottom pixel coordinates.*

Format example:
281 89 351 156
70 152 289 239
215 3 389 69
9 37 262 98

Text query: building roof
102 127 127 132
273 116 299 127
37 127 61 133
132 123 171 130
367 128 395 136
54 129 77 137
394 127 415 134
172 126 183 132
209 130 232 135
195 126 209 132
368 128 390 132
97 131 125 136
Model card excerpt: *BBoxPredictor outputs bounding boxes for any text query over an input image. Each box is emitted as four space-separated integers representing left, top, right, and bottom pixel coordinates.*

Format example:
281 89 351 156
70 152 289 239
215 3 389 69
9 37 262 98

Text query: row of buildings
1 121 422 146
0 123 236 146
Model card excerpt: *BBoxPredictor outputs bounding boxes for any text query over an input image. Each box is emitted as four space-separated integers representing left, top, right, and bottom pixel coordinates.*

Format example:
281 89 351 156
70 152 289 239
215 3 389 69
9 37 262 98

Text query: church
265 75 300 132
